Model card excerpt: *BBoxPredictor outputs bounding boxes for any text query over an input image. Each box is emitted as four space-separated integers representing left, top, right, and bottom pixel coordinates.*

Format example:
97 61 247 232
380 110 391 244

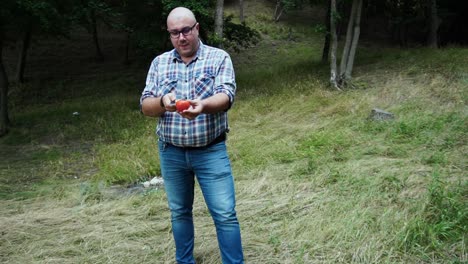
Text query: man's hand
161 93 177 112
177 93 230 119
179 99 203 120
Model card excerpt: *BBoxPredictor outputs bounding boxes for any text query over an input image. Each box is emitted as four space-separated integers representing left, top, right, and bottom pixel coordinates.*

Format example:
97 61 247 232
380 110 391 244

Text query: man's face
167 18 199 62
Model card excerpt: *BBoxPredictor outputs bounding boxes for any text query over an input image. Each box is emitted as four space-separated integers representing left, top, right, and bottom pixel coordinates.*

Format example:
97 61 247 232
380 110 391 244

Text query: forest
0 0 467 263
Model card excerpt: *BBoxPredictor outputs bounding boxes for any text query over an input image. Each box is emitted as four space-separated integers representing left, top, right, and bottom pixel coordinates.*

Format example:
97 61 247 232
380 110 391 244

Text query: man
140 7 244 264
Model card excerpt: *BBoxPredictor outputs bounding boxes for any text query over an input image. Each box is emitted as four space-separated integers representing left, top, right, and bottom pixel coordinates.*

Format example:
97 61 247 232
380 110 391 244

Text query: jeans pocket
158 140 168 152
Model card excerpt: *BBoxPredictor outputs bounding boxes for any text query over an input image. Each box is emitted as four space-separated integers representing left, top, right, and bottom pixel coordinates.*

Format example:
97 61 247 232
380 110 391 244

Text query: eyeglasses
168 23 198 39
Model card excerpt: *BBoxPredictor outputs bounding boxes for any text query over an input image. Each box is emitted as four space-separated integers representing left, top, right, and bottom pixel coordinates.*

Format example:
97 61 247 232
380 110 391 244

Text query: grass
1 1 467 263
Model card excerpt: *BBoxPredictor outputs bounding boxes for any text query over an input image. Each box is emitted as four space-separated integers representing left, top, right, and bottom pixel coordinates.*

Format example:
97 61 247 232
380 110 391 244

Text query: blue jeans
158 140 244 264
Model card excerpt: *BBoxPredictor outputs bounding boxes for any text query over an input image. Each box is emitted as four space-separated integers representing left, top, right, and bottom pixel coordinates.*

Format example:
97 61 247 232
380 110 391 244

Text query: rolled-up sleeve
214 54 236 110
140 58 159 107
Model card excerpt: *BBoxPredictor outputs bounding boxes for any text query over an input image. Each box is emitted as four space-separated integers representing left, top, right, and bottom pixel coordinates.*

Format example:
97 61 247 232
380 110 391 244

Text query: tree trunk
274 0 284 22
344 0 363 81
123 31 130 65
427 0 439 48
15 19 32 83
239 0 245 23
90 9 104 61
339 0 358 82
214 0 224 48
122 3 130 65
329 0 340 90
321 0 331 63
0 28 9 137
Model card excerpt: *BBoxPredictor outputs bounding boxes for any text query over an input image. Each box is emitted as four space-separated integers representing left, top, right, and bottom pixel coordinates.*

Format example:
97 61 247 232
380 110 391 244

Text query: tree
0 0 14 136
72 0 117 61
273 0 304 22
0 28 9 137
321 0 331 63
13 0 72 83
427 0 439 48
339 0 362 84
109 0 166 63
214 0 224 48
119 0 131 64
329 0 339 89
329 0 363 89
222 15 260 52
162 0 258 50
0 0 72 136
239 0 245 23
366 0 468 46
15 17 32 83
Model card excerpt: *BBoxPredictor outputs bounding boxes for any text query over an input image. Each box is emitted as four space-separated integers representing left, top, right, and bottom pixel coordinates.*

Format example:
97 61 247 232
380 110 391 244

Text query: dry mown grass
2 45 467 263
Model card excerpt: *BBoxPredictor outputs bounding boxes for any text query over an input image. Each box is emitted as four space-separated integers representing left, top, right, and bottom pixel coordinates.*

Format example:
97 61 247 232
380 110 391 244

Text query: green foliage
0 0 72 39
275 0 307 13
114 0 167 52
282 0 305 11
18 0 72 34
365 0 468 45
106 0 261 54
162 0 213 42
161 1 260 50
313 23 327 34
161 0 212 18
399 172 467 256
71 0 118 32
0 0 15 22
220 15 260 52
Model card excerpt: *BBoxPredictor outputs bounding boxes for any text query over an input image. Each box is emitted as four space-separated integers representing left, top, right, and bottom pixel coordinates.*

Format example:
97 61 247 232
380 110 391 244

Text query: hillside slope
1 1 467 263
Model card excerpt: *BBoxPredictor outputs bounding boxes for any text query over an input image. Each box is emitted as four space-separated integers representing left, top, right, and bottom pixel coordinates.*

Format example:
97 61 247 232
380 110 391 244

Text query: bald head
166 7 200 64
167 7 197 25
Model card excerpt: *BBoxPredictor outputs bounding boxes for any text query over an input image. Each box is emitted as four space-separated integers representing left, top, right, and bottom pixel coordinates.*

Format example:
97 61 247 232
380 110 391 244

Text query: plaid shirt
140 42 236 147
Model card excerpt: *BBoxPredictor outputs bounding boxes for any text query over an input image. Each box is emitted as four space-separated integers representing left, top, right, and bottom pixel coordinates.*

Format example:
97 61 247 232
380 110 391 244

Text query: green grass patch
93 134 160 184
399 171 467 260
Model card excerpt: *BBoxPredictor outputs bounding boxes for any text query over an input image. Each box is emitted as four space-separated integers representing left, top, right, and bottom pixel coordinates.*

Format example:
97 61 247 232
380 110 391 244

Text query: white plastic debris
150 177 164 186
143 181 151 188
72 112 80 116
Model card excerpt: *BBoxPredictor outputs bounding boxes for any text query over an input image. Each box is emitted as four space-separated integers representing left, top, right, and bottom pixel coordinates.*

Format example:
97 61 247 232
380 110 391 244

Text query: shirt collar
171 40 205 63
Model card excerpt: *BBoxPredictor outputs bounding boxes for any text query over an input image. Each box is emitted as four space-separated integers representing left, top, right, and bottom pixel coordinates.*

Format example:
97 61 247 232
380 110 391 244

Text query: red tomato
176 100 191 112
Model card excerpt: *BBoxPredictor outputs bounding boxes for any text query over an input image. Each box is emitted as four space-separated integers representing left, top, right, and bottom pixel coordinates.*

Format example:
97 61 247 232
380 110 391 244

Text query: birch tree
329 0 339 89
329 0 363 89
340 0 362 85
273 0 303 22
273 0 284 22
